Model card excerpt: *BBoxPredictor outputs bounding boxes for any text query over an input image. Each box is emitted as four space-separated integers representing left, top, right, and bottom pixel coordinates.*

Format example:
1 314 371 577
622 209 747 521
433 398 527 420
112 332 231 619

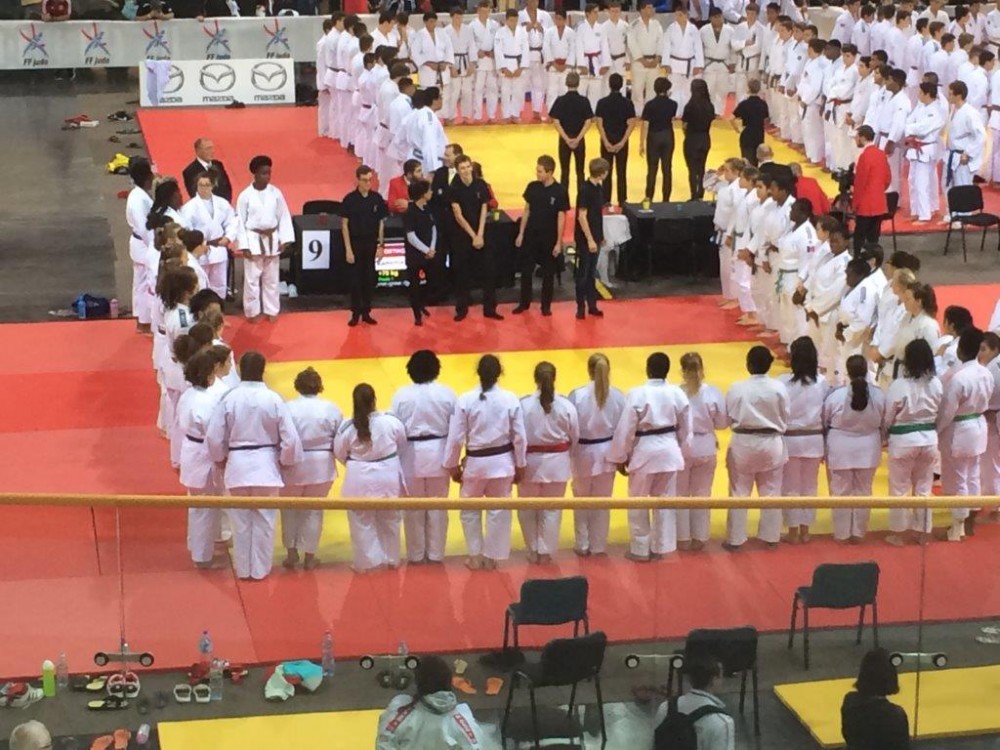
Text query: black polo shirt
575 180 604 245
549 91 594 138
595 92 636 144
733 95 769 147
341 188 388 240
641 95 678 133
448 176 490 231
402 203 436 265
524 180 570 238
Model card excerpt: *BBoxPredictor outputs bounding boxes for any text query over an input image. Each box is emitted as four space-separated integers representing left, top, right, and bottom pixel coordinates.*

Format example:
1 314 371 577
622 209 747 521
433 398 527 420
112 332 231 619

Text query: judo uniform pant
669 72 692 113
725 437 784 545
228 487 280 580
526 61 546 114
829 468 876 540
907 159 936 221
944 452 981 523
546 70 569 110
445 74 474 120
718 240 733 300
130 236 150 324
572 472 615 554
887 444 935 534
785 96 802 142
676 455 716 543
802 104 824 164
202 255 229 300
777 271 805 344
348 508 402 570
499 73 526 120
460 476 513 560
318 89 330 137
403 476 451 562
243 255 280 318
734 254 756 313
980 417 1000 498
580 74 603 111
474 66 499 121
187 486 222 565
627 471 678 557
631 63 659 110
517 481 566 556
280 482 332 554
781 456 821 528
734 69 758 103
751 264 775 329
703 65 730 116
811 318 841 382
886 145 902 194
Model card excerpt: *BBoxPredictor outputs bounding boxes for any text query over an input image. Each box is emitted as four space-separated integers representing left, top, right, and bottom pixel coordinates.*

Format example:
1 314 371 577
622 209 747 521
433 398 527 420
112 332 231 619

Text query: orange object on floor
485 677 505 696
89 736 112 750
452 676 477 695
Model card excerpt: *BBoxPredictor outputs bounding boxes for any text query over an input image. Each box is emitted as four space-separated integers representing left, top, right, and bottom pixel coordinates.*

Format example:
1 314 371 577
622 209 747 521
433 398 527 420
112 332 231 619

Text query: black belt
636 426 676 437
304 446 334 452
530 46 543 52
157 327 166 335
407 434 446 442
230 444 278 451
785 428 824 437
732 427 780 435
132 232 143 241
186 435 204 444
611 52 627 60
466 443 513 458
578 436 613 445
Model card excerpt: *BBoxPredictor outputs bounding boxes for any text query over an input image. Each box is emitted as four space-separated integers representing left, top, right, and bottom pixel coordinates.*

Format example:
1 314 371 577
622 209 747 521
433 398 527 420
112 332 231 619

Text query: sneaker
976 634 1000 645
981 625 1000 635
287 284 298 299
278 281 289 296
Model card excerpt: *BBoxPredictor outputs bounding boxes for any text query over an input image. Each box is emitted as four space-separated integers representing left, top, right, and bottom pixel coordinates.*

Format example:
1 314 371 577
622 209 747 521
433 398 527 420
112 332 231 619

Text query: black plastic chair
788 562 880 669
302 199 341 215
666 627 761 736
503 576 589 651
944 186 1000 261
880 191 899 252
501 631 608 750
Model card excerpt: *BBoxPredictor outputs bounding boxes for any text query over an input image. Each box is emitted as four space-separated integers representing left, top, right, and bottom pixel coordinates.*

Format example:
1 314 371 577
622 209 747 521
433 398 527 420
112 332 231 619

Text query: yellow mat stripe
158 709 381 750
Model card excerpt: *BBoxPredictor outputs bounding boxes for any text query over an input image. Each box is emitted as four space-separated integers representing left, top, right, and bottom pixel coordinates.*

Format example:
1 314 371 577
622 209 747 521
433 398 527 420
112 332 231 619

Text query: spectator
841 649 910 750
790 162 831 215
388 159 425 215
9 721 51 750
182 138 234 204
39 0 73 80
136 0 174 21
654 657 735 750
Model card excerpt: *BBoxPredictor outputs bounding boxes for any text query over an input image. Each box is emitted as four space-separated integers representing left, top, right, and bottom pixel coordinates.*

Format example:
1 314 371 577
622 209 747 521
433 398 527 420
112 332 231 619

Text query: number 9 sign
301 230 331 271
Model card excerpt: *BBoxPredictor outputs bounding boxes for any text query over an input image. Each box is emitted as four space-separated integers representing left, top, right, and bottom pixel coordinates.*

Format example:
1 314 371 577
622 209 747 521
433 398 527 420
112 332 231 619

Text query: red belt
527 442 571 454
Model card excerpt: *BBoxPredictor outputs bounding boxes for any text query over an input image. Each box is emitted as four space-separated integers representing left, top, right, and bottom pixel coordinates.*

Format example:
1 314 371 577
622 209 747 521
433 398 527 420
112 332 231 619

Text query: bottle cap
42 659 55 669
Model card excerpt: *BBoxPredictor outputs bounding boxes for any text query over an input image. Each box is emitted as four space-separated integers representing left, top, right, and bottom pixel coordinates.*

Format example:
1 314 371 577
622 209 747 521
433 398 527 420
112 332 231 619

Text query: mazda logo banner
140 58 294 107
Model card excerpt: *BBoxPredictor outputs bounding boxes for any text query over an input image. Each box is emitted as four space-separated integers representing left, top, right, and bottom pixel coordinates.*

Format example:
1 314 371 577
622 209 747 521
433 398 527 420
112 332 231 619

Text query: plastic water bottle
75 298 86 320
56 653 69 689
321 631 335 678
398 640 408 658
109 299 119 319
209 658 224 701
198 630 213 666
42 660 56 697
136 724 150 745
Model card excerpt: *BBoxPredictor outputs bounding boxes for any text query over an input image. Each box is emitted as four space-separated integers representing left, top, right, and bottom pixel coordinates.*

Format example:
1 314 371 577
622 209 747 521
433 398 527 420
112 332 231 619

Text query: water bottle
75 298 86 320
56 652 69 689
42 660 56 697
209 658 224 701
198 630 213 666
109 299 119 319
321 631 335 678
136 724 150 745
398 640 408 658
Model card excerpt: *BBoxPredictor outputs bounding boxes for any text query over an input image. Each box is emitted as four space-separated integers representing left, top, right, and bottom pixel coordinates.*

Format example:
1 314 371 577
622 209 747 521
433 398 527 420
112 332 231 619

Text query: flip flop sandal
113 729 131 750
107 672 140 698
73 675 107 692
87 695 129 711
90 736 113 750
451 676 477 695
173 684 192 704
116 128 141 135
224 665 249 684
485 677 504 696
188 662 210 685
193 684 212 704
126 142 143 150
155 690 169 709
108 135 121 143
453 659 468 676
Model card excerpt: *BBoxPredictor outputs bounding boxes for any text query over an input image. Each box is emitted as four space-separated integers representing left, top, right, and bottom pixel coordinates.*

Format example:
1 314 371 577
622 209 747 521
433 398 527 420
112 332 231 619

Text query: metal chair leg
753 665 761 736
568 680 578 715
594 674 607 749
529 686 541 750
501 673 517 745
856 604 866 645
891 218 897 252
803 605 811 670
739 670 747 714
872 599 879 648
788 594 799 649
962 224 968 262
944 223 952 255
502 611 511 652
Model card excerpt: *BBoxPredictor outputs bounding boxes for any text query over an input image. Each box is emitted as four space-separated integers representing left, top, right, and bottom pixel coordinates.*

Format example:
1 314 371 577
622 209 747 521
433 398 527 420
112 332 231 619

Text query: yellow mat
158 709 381 750
774 665 1000 748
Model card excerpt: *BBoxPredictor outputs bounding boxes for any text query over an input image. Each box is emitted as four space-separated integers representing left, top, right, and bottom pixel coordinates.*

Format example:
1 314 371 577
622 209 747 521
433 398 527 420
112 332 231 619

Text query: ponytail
535 361 556 414
476 354 502 400
588 353 610 409
679 352 705 397
845 355 870 412
352 383 376 443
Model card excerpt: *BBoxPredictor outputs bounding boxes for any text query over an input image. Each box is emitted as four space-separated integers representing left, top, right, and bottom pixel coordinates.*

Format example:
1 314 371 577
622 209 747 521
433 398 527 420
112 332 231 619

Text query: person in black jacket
841 649 910 750
182 138 233 203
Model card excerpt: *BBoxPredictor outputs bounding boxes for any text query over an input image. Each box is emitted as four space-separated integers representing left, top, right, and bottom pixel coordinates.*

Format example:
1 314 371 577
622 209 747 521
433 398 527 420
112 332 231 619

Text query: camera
831 163 855 196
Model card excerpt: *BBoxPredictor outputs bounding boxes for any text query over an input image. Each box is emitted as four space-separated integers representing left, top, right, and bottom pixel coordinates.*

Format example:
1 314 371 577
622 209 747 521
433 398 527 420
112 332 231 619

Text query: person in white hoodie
376 655 487 750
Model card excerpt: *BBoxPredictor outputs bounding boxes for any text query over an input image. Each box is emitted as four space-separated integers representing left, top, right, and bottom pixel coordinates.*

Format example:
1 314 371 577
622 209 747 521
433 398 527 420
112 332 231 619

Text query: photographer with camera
850 125 891 253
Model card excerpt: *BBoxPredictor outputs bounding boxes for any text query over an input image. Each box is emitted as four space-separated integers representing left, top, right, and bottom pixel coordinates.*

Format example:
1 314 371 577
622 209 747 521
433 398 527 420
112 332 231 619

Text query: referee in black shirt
595 73 638 206
341 165 388 327
548 71 594 195
574 158 608 320
402 179 437 326
640 76 679 202
513 155 570 316
449 154 503 322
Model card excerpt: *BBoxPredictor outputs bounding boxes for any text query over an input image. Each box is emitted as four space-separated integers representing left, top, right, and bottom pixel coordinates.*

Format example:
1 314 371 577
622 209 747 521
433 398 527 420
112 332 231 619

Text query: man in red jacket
387 159 424 215
851 125 891 252
790 162 831 215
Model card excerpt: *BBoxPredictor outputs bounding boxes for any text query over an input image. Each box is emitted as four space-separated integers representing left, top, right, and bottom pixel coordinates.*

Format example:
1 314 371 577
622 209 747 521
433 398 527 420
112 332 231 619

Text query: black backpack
653 697 729 750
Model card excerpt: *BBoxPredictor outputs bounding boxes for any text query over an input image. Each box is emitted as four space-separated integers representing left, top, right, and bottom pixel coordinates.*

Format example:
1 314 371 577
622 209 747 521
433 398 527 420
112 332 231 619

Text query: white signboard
301 229 331 271
139 57 294 107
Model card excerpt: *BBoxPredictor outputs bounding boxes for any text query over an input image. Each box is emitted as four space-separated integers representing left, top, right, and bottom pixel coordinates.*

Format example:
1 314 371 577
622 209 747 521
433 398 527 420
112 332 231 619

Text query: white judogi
384 92 413 183
798 54 827 164
875 89 911 194
334 412 407 571
519 8 554 115
371 27 394 53
127 185 154 324
805 250 850 378
360 64 389 169
543 25 576 106
280 395 342 556
832 9 856 45
402 106 448 175
958 62 989 112
235 183 293 319
884 375 943 535
206 381 302 580
445 22 477 120
904 101 945 221
603 15 630 93
760 193 794 329
890 311 941 366
731 187 758 315
701 23 735 115
885 25 908 69
838 280 877 363
163 302 195 468
677 383 727 544
444 385 528 563
714 178 738 300
661 20 704 112
471 16 501 121
412 26 455 98
376 692 487 750
628 16 665 108
850 18 871 56
391 381 458 563
568 382 626 555
376 79 403 192
518 392 579 557
823 60 858 170
947 49 968 90
725 374 789 546
496 24 531 119
989 68 1000 182
943 101 986 192
178 384 225 564
775 219 818 345
986 9 1000 54
316 31 330 137
575 20 611 109
824 382 886 540
980 354 1000 499
937 359 994 533
903 32 925 93
778 375 830 529
334 32 360 144
607 379 692 558
320 27 343 139
765 34 788 133
732 18 765 101
181 194 237 299
747 194 774 327
782 39 807 143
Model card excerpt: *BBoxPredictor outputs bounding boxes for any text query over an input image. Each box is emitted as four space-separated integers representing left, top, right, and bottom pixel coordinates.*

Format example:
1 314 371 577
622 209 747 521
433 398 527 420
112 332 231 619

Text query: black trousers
684 132 711 200
574 246 598 310
740 135 761 166
644 130 675 201
406 254 439 318
347 238 377 315
600 143 629 205
453 237 497 315
559 138 586 192
519 237 558 311
853 214 883 252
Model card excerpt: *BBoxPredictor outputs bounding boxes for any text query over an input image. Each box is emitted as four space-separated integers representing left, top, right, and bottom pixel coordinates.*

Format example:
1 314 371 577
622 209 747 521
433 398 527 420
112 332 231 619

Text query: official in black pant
401 179 439 326
732 78 770 166
548 71 594 195
449 155 502 322
640 76 679 201
595 73 637 206
512 155 571 316
341 165 388 327
681 79 716 201
574 158 609 320
431 143 461 302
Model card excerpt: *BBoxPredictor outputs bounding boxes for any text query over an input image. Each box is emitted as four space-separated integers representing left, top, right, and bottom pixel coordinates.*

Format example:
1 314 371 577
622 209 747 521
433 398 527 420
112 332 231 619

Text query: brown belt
527 442 571 454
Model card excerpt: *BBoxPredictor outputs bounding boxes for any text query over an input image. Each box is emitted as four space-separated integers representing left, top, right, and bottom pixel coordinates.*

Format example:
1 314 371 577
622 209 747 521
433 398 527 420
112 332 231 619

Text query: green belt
955 413 982 422
888 422 935 435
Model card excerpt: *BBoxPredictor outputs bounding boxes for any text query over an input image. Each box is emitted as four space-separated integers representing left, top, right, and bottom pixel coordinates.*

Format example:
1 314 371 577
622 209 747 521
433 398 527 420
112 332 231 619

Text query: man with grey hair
182 137 233 202
756 143 793 182
10 721 51 750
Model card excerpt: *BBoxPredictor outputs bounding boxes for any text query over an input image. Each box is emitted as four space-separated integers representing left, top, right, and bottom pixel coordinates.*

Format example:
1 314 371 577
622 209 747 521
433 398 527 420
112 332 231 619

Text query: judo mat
2 290 1000 678
158 709 381 750
774 664 1000 748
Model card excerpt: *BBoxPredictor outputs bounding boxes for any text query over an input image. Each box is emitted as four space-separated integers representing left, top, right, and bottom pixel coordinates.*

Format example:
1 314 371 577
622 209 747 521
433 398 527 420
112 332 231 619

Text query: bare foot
303 555 320 570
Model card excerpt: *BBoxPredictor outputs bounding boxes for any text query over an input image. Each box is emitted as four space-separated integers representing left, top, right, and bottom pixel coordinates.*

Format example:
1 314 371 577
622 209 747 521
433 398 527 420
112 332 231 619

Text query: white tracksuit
376 692 487 750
